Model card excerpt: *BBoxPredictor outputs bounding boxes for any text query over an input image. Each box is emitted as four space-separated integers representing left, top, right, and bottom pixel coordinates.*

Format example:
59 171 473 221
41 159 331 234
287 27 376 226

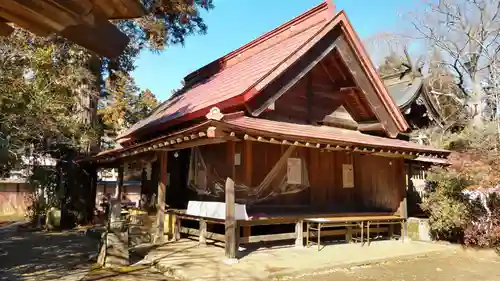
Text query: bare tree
364 32 411 69
410 0 500 127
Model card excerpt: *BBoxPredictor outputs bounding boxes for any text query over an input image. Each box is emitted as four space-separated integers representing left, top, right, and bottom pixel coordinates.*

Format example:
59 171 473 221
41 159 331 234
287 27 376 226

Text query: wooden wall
195 141 405 213
354 154 405 212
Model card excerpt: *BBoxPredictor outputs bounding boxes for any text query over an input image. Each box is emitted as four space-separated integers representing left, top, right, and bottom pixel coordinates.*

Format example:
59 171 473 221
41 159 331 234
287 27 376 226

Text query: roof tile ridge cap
244 13 341 99
338 11 409 132
222 2 329 62
222 19 329 70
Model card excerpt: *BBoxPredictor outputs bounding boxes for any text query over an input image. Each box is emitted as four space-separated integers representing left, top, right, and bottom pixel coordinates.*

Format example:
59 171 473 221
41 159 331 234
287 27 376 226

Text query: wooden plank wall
308 148 355 210
196 141 405 213
354 154 405 212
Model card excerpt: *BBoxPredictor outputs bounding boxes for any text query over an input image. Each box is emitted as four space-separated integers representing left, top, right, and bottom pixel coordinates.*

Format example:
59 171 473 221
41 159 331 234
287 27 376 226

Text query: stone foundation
97 221 130 268
407 217 432 242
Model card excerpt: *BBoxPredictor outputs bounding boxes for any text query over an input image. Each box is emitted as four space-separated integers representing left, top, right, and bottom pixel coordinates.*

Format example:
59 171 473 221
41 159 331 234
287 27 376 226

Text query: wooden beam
320 60 337 85
306 73 313 124
0 7 51 36
179 227 225 242
358 122 384 132
321 115 358 130
313 87 355 100
0 19 13 36
244 140 253 186
156 138 228 151
154 151 168 243
248 27 343 116
0 0 130 58
334 36 399 137
224 177 238 260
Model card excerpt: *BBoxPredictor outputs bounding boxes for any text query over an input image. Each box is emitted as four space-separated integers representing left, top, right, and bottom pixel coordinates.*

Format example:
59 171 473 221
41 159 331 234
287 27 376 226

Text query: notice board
342 164 354 188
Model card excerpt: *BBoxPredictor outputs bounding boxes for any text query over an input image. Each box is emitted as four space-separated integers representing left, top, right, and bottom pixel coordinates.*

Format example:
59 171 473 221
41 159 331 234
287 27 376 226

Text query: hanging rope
187 146 310 205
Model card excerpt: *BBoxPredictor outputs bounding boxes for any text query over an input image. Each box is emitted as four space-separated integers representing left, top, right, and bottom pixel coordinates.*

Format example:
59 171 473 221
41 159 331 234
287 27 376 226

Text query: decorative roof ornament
205 107 224 121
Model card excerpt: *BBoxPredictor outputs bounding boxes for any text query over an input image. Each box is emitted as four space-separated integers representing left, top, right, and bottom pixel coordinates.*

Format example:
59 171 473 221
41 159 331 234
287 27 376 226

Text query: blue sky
131 0 411 101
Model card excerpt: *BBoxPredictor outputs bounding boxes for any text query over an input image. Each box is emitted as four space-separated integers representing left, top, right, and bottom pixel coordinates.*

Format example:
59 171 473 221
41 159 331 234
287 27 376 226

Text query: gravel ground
0 224 96 281
0 222 170 281
2 221 499 281
290 249 500 281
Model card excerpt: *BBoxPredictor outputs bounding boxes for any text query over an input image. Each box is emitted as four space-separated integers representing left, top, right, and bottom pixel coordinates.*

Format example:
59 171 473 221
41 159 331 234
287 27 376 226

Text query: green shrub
421 167 474 242
25 166 60 226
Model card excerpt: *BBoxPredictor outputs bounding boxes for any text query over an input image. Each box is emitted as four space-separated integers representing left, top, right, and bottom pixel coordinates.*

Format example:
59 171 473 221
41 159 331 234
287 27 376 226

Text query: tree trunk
469 79 485 127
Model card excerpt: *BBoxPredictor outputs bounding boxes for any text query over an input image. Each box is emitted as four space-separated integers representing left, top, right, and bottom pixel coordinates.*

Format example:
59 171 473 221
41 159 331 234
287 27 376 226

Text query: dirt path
0 223 170 281
291 249 500 281
2 222 499 281
0 225 96 281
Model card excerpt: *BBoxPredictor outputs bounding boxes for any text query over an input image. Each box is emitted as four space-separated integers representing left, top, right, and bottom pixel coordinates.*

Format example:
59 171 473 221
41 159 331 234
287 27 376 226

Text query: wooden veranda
91 111 448 259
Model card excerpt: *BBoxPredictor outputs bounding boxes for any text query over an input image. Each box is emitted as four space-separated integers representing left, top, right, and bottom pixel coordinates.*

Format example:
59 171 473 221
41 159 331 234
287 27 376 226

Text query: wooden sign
287 158 303 184
342 164 354 188
234 153 241 166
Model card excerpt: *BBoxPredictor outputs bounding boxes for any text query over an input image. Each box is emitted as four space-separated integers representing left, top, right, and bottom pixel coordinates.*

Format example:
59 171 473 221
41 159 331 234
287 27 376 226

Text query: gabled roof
118 1 408 143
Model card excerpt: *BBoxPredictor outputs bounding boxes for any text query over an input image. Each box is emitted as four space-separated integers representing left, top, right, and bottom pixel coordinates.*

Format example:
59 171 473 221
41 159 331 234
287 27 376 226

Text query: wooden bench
304 215 405 251
364 215 405 245
305 217 364 251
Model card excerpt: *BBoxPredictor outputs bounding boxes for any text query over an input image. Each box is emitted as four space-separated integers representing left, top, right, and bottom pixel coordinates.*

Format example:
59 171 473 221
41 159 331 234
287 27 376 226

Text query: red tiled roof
223 116 449 155
119 2 333 141
118 1 408 142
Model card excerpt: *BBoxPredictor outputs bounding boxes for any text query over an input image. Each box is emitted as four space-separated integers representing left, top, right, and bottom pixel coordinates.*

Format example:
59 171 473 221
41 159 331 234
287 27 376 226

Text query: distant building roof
383 70 445 127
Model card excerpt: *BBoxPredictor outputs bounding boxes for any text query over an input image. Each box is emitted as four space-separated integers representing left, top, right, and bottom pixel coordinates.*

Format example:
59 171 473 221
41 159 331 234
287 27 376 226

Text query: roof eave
337 12 409 135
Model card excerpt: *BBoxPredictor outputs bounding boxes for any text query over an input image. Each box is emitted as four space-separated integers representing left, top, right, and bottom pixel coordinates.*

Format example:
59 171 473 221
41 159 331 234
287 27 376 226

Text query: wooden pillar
199 219 207 246
224 177 238 261
154 151 168 243
244 140 252 185
174 215 181 241
400 197 408 240
407 163 414 191
228 141 236 179
110 165 124 222
295 219 304 247
166 210 174 240
242 141 252 242
98 164 129 268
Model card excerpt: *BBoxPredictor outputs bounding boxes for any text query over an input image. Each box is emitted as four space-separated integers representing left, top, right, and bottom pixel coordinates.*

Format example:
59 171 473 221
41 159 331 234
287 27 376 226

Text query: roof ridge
219 19 328 73
221 1 331 62
182 1 333 84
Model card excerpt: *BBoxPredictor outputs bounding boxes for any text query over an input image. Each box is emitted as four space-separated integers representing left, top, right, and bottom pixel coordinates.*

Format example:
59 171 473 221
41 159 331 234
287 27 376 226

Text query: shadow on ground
0 227 97 281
